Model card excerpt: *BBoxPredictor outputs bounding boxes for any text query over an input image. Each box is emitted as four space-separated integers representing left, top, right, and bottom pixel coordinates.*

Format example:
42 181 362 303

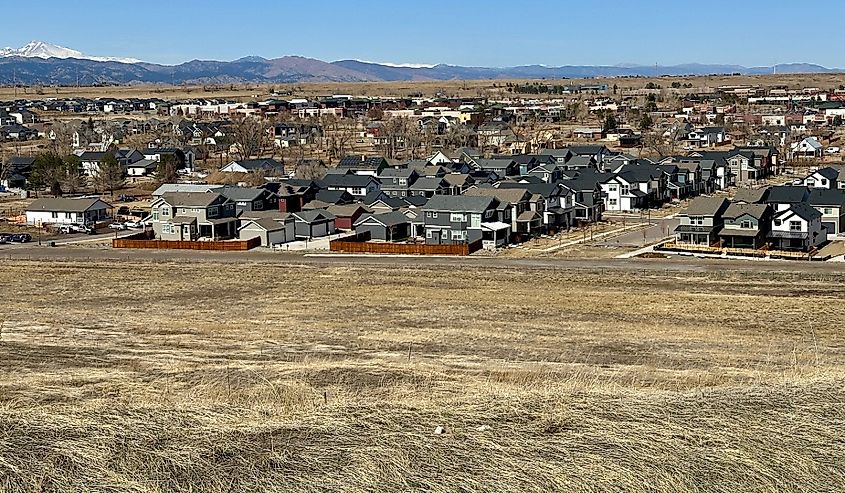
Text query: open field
0 256 843 492
2 72 845 101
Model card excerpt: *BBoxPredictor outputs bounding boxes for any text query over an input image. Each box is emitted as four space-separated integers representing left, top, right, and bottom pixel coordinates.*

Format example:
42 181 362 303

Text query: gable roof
732 187 768 203
225 158 283 171
464 186 531 204
681 197 730 216
723 203 769 220
27 197 112 213
220 186 273 202
765 185 809 204
777 202 822 221
422 195 495 213
160 192 226 208
354 211 410 228
321 174 378 188
807 188 845 207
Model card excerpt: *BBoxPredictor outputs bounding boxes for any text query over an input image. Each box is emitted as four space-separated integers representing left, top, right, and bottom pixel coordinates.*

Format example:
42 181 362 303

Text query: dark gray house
353 212 411 241
421 195 510 248
718 203 772 249
378 168 418 198
220 186 279 213
807 188 845 235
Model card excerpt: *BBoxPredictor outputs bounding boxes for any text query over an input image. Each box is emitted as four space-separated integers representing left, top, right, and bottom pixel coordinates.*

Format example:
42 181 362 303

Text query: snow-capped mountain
0 41 141 64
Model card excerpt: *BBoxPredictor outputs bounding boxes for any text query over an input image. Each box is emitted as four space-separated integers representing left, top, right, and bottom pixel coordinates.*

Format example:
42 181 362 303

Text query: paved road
597 218 679 247
0 243 840 275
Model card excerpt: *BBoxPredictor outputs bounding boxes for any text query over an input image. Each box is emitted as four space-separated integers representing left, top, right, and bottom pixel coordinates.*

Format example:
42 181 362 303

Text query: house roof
220 186 272 202
354 211 410 228
777 202 822 221
160 192 225 208
226 158 283 171
765 186 809 204
681 197 729 216
326 204 368 217
422 195 495 213
27 197 112 213
292 209 336 222
475 158 515 170
153 183 224 196
723 203 769 220
807 188 845 207
811 167 840 181
464 186 531 204
409 177 448 191
239 218 286 232
732 187 768 203
321 174 377 188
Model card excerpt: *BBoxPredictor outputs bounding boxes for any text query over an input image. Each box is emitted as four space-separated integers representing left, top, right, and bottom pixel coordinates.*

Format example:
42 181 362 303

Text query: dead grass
0 259 843 492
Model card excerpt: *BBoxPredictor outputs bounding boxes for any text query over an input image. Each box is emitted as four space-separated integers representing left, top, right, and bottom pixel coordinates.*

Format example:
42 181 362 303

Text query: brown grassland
2 72 844 101
0 257 843 492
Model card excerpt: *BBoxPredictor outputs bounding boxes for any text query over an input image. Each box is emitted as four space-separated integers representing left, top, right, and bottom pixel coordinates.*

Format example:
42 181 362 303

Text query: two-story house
807 188 845 235
673 197 730 245
220 186 279 213
421 195 510 248
802 167 841 189
768 203 825 251
464 186 541 240
718 203 772 249
378 168 419 198
320 174 381 197
150 192 238 241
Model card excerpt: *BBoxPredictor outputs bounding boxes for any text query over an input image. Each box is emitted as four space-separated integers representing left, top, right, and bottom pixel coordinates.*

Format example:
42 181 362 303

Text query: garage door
822 221 837 235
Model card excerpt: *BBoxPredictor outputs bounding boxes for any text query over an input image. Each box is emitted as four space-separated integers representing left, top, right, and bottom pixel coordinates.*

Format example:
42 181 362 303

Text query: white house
769 203 825 251
26 197 112 226
601 175 649 211
802 167 840 189
790 137 824 160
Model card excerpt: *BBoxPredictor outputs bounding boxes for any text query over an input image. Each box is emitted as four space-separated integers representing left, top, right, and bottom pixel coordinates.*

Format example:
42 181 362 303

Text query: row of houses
674 185 845 252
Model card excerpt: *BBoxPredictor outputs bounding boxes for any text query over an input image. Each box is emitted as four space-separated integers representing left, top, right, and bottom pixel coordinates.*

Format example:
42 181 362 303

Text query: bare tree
230 117 272 161
93 154 125 198
294 160 327 180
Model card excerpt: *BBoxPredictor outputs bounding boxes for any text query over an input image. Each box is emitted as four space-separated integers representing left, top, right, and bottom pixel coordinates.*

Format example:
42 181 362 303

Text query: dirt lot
0 257 842 492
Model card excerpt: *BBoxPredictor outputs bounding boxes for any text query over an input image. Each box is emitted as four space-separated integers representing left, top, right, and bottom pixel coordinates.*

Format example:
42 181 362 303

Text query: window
51 212 58 219
470 214 481 228
620 185 630 195
208 206 218 217
152 210 159 221
426 230 432 238
789 221 802 232
806 179 815 187
821 179 828 186
824 208 833 215
432 212 438 218
450 213 465 222
398 179 407 185
774 219 782 227
608 198 618 206
451 230 465 240
161 207 170 217
162 223 173 234
65 212 72 219
608 185 618 192
740 220 752 229
351 187 364 195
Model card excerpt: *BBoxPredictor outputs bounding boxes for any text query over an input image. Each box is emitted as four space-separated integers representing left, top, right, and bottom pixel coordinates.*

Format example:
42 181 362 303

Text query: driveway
597 217 679 247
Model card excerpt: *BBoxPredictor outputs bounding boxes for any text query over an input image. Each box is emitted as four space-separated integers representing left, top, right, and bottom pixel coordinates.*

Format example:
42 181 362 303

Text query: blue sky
3 0 844 67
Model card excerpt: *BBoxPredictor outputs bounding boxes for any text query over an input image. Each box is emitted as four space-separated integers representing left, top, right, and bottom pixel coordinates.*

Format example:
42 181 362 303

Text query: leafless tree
230 116 272 161
294 161 327 180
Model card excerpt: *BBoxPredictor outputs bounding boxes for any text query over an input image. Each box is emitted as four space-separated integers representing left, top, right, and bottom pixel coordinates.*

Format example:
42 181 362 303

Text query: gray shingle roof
27 197 112 213
681 197 729 216
422 195 495 213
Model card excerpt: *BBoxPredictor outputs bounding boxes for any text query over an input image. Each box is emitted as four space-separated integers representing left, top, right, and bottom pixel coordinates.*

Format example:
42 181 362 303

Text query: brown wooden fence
330 232 482 256
113 231 260 251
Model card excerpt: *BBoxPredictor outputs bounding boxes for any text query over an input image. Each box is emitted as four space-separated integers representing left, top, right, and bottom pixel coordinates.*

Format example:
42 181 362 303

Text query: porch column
211 223 215 240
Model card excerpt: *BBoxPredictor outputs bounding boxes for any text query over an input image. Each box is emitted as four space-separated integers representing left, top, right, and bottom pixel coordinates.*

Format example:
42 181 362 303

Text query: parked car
109 222 128 231
826 146 840 154
123 220 143 229
9 233 32 243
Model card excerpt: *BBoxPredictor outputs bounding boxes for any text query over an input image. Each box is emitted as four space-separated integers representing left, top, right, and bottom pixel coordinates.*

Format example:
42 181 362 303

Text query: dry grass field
1 72 844 101
0 257 843 492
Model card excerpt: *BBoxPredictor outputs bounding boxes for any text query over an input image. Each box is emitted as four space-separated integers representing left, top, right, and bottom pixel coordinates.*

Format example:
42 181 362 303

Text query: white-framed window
432 212 438 218
162 223 173 234
740 220 752 229
161 207 170 217
399 179 407 185
51 212 58 219
425 211 432 218
65 212 72 219
824 208 833 215
620 185 630 195
450 213 465 222
608 185 618 192
351 187 363 195
152 210 159 221
608 198 618 206
821 179 828 186
208 206 218 217
806 179 816 187
789 221 802 232
451 230 465 240
470 214 481 228
426 229 432 238
774 219 782 227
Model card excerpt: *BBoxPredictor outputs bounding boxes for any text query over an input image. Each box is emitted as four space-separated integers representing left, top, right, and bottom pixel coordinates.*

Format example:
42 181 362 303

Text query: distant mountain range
0 41 841 86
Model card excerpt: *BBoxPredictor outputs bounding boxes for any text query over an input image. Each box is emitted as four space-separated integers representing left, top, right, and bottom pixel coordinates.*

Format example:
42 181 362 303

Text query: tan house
149 192 238 241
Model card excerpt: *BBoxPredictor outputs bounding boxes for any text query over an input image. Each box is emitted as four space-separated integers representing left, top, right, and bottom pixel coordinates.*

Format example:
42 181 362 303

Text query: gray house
220 186 279 213
290 210 337 239
353 212 411 241
238 216 295 246
150 192 238 240
718 203 772 249
421 195 510 248
673 196 730 245
378 168 418 198
807 188 845 235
